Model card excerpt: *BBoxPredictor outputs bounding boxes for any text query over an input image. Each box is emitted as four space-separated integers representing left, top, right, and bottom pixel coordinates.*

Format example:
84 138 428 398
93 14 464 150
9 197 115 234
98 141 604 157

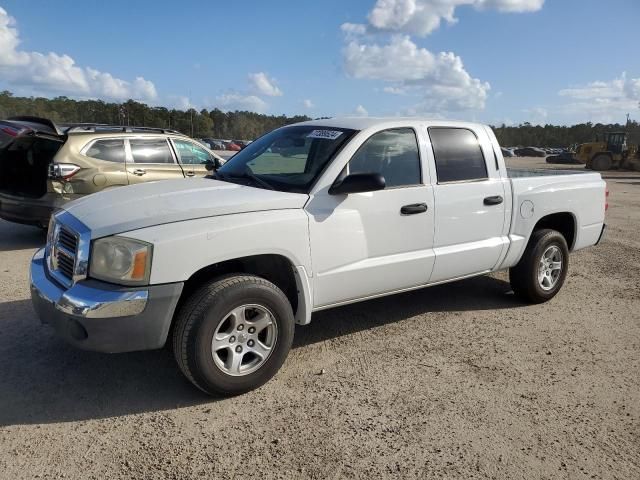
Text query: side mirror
329 173 385 195
205 158 222 171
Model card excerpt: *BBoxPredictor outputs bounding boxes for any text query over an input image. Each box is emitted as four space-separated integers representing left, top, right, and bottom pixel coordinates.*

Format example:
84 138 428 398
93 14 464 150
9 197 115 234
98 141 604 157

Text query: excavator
575 132 640 171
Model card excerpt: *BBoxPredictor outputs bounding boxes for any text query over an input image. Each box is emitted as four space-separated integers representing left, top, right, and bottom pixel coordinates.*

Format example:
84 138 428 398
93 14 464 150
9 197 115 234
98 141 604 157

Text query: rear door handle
132 169 146 176
401 203 428 215
484 195 503 206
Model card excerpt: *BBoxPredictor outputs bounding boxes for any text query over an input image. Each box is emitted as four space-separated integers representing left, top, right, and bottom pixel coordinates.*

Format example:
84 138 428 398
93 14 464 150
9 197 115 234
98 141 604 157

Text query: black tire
591 153 612 171
173 275 295 396
509 229 569 304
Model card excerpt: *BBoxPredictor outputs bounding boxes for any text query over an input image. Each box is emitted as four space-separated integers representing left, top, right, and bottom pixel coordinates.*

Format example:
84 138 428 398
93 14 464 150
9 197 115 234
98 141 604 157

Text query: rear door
427 126 508 283
170 138 218 177
125 137 185 185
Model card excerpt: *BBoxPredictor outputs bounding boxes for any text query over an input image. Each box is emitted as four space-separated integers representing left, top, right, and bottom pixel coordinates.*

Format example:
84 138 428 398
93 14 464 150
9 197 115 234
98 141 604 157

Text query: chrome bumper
30 248 183 353
31 249 148 318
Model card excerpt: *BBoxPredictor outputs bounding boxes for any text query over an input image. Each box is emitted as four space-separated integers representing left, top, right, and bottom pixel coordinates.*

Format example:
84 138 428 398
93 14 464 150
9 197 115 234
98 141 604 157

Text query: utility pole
189 90 194 137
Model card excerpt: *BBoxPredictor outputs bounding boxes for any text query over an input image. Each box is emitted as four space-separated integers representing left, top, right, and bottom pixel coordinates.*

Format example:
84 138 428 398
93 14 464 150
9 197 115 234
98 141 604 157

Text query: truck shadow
0 275 520 426
0 220 46 252
293 275 520 349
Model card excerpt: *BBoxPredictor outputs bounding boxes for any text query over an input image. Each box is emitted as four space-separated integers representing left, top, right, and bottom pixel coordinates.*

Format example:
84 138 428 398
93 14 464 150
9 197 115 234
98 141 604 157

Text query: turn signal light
605 185 609 212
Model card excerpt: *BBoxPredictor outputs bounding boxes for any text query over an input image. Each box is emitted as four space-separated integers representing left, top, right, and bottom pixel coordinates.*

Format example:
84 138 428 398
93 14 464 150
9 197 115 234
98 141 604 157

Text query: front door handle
484 195 504 206
185 171 196 177
132 169 146 176
401 203 428 215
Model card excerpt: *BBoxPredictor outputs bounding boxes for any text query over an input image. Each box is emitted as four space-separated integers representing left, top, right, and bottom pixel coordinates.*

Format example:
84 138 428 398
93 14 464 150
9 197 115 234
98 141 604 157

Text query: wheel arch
175 253 312 327
530 212 577 251
501 209 579 270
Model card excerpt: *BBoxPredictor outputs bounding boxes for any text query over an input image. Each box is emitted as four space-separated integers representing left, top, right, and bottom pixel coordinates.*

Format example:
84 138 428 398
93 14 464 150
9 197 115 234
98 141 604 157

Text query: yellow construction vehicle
576 132 640 171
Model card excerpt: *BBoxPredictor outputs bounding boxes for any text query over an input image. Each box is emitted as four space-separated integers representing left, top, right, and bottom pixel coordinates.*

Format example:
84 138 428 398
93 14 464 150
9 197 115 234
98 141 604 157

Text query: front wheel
173 275 295 396
591 153 612 171
509 229 569 304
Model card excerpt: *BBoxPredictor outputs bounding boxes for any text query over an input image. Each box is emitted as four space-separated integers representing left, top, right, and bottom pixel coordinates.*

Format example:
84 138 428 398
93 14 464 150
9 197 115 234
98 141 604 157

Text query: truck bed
504 166 605 256
507 168 591 178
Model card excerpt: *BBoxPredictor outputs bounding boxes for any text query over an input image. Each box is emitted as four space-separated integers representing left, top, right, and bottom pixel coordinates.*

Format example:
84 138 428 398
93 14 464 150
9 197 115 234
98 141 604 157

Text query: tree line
0 91 310 140
0 91 638 146
493 121 640 148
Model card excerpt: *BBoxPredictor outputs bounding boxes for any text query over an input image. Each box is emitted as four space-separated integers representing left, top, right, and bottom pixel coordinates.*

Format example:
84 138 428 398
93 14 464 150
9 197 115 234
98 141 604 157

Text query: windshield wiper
217 169 275 190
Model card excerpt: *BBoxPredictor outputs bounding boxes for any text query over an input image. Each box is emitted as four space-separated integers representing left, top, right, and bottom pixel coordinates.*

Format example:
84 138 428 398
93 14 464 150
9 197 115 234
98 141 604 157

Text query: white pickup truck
30 118 607 395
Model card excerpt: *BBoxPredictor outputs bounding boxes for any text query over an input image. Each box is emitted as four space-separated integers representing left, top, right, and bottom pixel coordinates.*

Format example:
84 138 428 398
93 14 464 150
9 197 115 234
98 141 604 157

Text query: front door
427 126 508 283
125 137 185 185
306 128 435 308
171 138 218 177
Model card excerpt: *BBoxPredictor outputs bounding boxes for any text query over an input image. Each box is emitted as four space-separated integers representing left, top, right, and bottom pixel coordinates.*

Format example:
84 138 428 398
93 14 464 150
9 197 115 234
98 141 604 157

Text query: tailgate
0 119 65 198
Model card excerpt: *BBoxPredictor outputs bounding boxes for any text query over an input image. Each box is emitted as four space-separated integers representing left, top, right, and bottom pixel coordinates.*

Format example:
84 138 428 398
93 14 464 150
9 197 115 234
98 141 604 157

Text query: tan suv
0 116 224 228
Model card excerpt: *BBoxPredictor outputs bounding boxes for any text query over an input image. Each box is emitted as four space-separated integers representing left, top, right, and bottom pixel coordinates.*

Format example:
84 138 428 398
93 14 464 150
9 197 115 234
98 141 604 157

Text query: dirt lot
0 157 638 479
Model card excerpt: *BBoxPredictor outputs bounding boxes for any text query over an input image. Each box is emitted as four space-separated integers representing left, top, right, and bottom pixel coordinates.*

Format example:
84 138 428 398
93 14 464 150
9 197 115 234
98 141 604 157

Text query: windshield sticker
307 129 343 140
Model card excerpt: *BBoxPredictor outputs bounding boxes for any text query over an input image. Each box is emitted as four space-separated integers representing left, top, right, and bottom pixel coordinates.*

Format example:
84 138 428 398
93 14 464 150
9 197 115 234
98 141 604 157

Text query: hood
64 178 309 238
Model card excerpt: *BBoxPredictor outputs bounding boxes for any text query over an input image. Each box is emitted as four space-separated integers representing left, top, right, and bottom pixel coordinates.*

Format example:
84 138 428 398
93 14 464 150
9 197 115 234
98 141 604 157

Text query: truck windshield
216 125 357 193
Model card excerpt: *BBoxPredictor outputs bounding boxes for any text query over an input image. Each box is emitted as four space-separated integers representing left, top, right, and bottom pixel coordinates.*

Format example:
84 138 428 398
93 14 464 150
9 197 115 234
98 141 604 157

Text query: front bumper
30 248 183 353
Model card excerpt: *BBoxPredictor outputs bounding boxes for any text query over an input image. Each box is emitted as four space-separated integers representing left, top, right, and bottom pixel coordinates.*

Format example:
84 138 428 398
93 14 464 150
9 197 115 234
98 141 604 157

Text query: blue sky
0 0 638 125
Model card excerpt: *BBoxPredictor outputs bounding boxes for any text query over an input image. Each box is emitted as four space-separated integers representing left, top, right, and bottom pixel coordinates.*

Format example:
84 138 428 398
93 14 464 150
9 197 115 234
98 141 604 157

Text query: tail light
48 163 80 180
1 126 20 136
605 185 609 212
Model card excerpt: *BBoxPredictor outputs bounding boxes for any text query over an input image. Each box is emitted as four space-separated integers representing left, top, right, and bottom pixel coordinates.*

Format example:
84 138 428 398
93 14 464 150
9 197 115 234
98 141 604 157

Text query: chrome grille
51 225 78 285
56 245 76 279
45 212 90 288
58 228 78 253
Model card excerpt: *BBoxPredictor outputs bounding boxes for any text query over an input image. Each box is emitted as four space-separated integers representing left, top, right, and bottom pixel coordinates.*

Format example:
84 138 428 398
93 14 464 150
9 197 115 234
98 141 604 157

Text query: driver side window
173 139 213 165
346 128 421 188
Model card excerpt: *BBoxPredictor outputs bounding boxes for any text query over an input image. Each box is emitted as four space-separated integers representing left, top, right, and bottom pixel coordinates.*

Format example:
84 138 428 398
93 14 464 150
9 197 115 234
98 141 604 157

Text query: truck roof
293 116 486 131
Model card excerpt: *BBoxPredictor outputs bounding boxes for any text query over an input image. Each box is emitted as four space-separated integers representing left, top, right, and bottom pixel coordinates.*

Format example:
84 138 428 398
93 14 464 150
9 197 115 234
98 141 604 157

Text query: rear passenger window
85 139 125 163
347 128 421 188
429 128 488 183
130 138 174 164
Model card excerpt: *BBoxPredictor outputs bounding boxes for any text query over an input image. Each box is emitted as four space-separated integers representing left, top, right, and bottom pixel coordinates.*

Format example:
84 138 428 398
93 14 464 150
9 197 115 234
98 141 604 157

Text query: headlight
90 236 153 286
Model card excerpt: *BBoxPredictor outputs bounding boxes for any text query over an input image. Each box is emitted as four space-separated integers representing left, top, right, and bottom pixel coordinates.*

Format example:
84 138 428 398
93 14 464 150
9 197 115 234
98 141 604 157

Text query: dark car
501 147 516 157
546 151 578 164
514 147 546 157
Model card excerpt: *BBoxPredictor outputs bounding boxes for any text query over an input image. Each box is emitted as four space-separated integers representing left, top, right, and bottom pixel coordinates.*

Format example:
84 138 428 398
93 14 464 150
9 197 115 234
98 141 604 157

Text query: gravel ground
0 157 638 479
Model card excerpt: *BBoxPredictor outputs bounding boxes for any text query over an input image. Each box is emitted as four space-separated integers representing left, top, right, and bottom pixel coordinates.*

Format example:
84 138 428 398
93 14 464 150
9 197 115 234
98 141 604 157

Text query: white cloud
344 35 490 111
302 99 315 109
362 0 544 37
0 7 157 101
383 86 408 95
340 22 368 40
215 92 268 113
367 0 544 37
354 104 369 116
168 95 192 110
248 72 283 97
522 106 548 124
557 72 640 123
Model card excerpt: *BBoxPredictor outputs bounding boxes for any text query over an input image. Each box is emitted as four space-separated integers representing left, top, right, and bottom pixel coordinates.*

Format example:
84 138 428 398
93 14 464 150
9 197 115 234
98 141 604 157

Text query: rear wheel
591 153 612 171
173 275 295 396
509 229 569 303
